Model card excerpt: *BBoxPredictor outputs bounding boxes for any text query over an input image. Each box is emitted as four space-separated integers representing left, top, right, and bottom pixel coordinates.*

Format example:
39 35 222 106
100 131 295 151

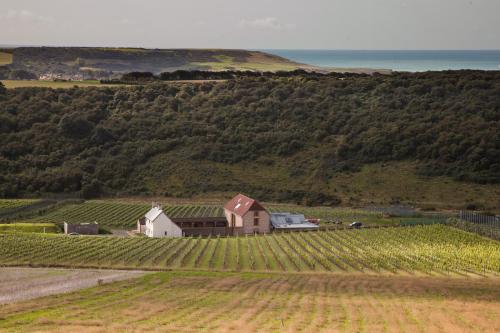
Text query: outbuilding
270 212 319 231
64 221 99 235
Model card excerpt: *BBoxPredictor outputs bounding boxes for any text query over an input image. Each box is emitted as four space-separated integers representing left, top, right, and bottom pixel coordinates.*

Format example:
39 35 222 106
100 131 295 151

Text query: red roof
224 193 266 216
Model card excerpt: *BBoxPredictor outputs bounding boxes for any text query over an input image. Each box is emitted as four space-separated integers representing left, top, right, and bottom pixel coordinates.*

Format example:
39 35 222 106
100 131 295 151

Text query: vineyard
1 225 498 276
1 271 499 333
0 199 41 214
266 205 387 224
0 223 59 234
27 201 224 228
24 200 395 229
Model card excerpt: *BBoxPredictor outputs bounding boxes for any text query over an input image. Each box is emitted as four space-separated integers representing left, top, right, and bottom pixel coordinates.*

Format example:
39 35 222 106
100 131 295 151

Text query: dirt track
0 267 145 304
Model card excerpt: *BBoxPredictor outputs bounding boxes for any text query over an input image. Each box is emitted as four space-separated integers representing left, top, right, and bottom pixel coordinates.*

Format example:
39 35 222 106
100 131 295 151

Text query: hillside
0 47 315 80
0 71 499 210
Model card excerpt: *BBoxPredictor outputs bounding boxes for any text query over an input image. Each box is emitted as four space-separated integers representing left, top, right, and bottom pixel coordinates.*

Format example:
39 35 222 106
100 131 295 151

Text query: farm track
0 225 499 276
2 271 499 332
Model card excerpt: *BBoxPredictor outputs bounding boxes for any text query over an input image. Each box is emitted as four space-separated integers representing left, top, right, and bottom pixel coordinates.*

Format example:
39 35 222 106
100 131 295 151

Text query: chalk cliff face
5 47 308 78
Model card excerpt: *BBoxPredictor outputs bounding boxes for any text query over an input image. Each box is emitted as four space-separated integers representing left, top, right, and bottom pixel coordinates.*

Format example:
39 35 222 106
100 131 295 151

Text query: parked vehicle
350 221 363 228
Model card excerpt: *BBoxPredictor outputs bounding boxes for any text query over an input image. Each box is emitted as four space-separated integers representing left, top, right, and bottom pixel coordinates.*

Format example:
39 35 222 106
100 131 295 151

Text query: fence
458 211 500 226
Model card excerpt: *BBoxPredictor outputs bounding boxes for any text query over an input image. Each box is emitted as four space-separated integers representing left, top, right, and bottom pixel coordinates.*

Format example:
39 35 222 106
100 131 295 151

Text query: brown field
0 52 13 66
0 270 498 332
0 267 144 304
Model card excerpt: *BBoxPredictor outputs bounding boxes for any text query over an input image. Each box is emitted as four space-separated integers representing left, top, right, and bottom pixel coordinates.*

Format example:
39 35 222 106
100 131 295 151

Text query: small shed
270 213 319 231
64 222 99 235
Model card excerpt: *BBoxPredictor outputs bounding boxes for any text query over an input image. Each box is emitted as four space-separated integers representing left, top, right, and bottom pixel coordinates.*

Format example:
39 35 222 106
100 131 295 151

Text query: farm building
64 221 99 235
140 203 228 238
270 213 320 231
142 204 182 237
223 193 271 235
140 194 327 238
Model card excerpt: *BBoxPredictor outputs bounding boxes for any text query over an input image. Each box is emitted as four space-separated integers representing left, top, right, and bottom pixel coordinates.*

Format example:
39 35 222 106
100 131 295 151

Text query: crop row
0 225 498 276
28 201 224 228
0 199 41 212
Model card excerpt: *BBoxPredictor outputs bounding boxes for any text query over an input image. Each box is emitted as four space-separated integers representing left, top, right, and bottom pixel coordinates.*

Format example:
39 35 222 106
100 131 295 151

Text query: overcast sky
1 0 499 49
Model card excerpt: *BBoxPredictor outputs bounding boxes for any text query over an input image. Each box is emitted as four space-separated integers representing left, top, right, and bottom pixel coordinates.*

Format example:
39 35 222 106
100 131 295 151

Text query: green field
1 270 498 333
190 54 301 72
0 223 58 234
25 200 386 228
0 199 40 213
0 80 126 89
1 225 498 275
27 201 224 228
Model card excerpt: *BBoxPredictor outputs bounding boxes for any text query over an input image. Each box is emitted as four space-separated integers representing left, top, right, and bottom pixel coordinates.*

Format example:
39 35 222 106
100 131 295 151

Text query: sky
1 0 499 50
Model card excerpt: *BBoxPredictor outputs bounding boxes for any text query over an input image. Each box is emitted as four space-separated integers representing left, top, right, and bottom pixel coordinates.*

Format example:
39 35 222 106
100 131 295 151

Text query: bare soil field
0 271 498 332
0 267 144 304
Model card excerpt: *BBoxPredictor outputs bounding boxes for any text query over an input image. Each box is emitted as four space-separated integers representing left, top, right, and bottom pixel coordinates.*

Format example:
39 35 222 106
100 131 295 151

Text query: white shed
143 204 182 238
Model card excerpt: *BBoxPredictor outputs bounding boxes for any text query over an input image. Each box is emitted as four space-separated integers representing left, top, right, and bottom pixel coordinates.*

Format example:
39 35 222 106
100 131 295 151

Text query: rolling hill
0 47 317 79
0 70 499 210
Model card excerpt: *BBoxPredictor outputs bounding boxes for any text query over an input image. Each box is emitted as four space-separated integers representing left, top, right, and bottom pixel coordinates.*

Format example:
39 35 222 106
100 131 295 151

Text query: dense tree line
103 69 367 84
0 71 499 203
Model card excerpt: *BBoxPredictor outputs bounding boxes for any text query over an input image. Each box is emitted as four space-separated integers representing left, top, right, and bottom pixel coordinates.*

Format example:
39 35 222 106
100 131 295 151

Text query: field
0 267 144 304
27 200 224 228
0 80 128 89
0 199 40 213
25 200 387 228
1 225 498 276
190 54 304 72
0 223 58 233
0 51 13 66
0 270 498 332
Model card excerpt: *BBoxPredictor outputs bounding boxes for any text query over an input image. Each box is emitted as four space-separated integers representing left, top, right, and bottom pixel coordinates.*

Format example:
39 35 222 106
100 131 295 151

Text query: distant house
223 194 270 235
270 213 319 231
64 222 99 235
142 204 182 238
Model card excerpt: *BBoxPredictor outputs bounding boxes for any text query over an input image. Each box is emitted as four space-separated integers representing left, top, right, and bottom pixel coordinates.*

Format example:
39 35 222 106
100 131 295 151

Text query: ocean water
262 50 500 72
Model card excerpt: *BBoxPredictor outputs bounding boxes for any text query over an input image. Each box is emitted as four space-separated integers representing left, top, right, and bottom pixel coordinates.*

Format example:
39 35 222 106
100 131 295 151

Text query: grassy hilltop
0 47 314 79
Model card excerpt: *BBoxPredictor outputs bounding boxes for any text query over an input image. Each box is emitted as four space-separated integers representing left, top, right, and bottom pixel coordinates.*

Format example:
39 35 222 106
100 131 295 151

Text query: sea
262 50 500 72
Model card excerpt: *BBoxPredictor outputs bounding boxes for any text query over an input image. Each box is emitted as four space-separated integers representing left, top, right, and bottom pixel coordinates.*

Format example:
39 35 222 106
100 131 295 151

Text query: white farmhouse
143 204 182 238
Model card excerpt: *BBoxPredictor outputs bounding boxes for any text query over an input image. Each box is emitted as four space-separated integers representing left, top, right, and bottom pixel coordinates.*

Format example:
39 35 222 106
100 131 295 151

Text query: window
231 214 236 227
253 211 259 225
164 231 167 236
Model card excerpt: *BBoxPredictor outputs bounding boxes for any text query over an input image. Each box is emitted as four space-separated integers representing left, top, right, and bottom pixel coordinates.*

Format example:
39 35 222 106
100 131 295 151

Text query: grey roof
145 206 163 222
270 212 319 230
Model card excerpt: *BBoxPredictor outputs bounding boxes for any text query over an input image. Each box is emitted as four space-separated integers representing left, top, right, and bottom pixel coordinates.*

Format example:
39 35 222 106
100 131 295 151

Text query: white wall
145 213 182 238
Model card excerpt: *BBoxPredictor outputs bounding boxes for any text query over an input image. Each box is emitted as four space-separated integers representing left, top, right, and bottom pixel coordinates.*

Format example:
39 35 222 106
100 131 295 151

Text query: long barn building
139 193 271 237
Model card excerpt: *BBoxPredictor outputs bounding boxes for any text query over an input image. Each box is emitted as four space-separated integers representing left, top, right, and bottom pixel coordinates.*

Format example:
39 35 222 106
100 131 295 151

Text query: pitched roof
224 193 266 216
145 206 163 222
